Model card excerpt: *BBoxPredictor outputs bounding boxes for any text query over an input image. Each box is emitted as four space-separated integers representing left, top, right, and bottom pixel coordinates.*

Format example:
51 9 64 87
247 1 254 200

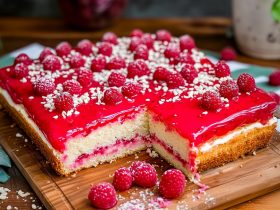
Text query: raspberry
122 83 142 98
156 29 172 42
164 43 180 59
219 80 239 99
88 182 117 209
134 45 149 60
55 41 72 57
141 33 154 49
214 60 231 78
237 73 256 92
153 66 171 81
127 60 150 78
98 42 113 56
179 35 196 51
177 53 195 65
33 77 55 95
129 37 142 52
12 63 29 79
159 169 186 199
200 57 215 68
220 47 237 61
63 80 82 95
102 32 118 45
167 73 185 88
113 167 133 191
70 54 85 68
130 161 146 176
14 53 32 65
108 72 126 87
130 29 143 37
77 68 93 87
180 64 198 83
91 55 106 72
39 48 54 62
132 162 157 188
76 39 93 56
269 71 280 86
269 92 280 105
42 55 61 71
200 91 222 111
107 57 126 70
103 88 123 105
54 92 74 111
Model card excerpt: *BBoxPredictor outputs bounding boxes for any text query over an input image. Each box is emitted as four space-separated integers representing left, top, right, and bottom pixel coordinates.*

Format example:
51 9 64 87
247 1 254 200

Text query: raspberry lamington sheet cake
0 29 277 179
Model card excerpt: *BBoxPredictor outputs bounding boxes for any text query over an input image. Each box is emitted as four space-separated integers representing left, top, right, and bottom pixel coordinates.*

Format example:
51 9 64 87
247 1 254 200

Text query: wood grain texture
0 109 280 210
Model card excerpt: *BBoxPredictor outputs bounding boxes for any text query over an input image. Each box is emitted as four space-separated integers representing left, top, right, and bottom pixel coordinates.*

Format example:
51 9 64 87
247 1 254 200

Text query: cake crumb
252 151 256 156
146 148 159 158
134 154 139 159
6 205 12 210
15 133 23 138
31 204 37 209
0 187 11 200
17 190 30 198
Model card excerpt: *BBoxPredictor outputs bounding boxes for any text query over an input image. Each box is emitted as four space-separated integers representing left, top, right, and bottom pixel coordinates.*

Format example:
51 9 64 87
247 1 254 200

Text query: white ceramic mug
233 0 280 59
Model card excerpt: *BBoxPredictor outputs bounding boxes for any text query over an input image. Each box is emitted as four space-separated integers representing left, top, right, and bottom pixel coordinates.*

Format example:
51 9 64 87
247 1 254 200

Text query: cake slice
0 30 277 178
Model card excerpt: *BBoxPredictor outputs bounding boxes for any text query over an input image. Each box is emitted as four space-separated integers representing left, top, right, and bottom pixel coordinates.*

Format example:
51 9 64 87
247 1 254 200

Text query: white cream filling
199 117 277 153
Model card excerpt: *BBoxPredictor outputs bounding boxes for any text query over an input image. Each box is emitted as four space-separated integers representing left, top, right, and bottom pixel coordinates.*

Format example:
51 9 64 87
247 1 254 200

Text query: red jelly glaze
0 33 277 155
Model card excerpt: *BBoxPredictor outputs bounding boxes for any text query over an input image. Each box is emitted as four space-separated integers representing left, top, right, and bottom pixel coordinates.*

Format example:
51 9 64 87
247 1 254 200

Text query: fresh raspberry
134 45 149 60
76 39 93 56
103 88 123 105
77 68 93 87
106 57 126 70
127 60 150 78
153 66 171 81
141 33 154 49
98 42 113 56
102 32 118 45
88 182 117 209
39 48 54 62
156 29 172 42
14 53 32 65
54 92 74 111
132 162 157 188
180 64 198 83
55 41 72 57
164 43 180 59
130 161 146 176
33 77 55 95
200 91 222 111
269 92 280 105
63 80 82 95
214 60 231 78
129 37 142 52
70 54 85 68
108 72 126 87
179 35 196 51
167 73 185 88
237 73 256 92
200 57 215 68
113 167 133 191
122 83 142 98
177 53 195 65
220 47 237 61
42 55 61 71
130 29 144 37
91 55 106 72
12 63 29 79
219 80 239 99
269 71 280 86
159 169 186 199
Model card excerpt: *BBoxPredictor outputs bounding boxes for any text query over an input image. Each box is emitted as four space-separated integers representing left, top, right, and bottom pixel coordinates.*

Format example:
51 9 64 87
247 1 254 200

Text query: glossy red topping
180 64 198 83
179 35 196 51
269 71 280 86
214 61 230 78
113 167 133 191
76 39 93 56
132 162 157 188
134 45 149 60
130 29 144 37
237 73 256 92
200 91 222 111
70 54 85 68
55 42 72 57
220 47 237 61
63 80 82 95
106 57 126 70
42 55 61 71
54 92 74 112
77 68 93 87
102 32 118 45
103 88 123 105
88 182 117 209
219 80 239 99
91 55 106 72
33 77 55 95
127 60 150 78
108 72 126 87
156 29 172 42
159 169 186 199
122 83 142 98
12 63 29 79
14 53 32 65
98 42 113 56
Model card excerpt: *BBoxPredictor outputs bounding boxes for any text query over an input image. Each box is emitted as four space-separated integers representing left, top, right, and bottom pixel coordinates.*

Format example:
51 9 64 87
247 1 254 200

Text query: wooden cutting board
0 110 280 210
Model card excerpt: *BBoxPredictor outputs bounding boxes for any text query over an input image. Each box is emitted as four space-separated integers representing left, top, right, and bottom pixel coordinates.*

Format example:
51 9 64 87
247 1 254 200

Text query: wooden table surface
0 17 280 210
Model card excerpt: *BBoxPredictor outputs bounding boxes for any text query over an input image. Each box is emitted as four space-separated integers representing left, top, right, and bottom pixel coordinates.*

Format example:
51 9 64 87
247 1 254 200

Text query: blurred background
0 0 231 18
